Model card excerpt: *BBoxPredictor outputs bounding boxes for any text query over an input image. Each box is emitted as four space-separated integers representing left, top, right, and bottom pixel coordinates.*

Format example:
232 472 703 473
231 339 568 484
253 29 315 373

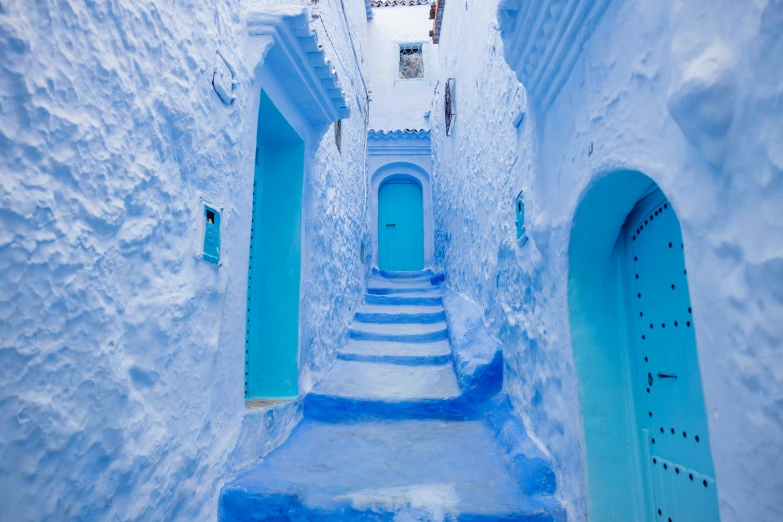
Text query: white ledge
247 5 350 126
497 0 611 110
368 129 431 156
371 0 432 6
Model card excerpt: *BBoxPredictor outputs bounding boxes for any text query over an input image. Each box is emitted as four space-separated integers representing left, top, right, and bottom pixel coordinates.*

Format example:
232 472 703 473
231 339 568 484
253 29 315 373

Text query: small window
334 119 342 153
515 190 528 246
399 43 424 79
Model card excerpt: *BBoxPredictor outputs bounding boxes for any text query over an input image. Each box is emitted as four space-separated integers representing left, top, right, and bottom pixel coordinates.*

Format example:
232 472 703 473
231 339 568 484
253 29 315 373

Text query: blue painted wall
0 1 372 519
430 0 783 520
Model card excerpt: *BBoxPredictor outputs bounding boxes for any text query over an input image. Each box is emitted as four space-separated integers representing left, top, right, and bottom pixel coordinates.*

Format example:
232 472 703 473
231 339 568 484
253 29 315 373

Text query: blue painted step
304 359 475 421
354 304 446 324
367 284 442 295
349 321 449 342
365 293 443 306
337 339 452 365
371 268 434 279
219 419 563 521
219 273 563 522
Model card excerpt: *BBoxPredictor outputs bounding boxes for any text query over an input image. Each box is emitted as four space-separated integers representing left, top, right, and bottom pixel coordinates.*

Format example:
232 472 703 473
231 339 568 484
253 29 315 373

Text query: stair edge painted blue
336 351 452 365
442 288 504 400
372 267 434 278
304 393 482 421
483 395 559 497
349 328 449 343
218 485 560 522
367 285 442 295
365 294 443 306
354 310 446 324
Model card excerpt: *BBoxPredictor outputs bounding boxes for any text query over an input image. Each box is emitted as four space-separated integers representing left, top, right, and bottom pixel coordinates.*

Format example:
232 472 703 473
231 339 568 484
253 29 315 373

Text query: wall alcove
567 170 719 521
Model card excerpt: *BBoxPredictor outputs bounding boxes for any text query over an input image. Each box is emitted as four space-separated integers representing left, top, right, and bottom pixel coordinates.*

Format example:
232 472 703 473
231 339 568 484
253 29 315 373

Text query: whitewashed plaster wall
0 0 371 520
367 3 439 130
431 0 783 521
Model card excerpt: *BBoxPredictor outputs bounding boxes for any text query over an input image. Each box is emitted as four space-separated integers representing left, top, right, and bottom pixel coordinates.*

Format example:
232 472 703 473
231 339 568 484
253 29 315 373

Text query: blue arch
568 170 656 520
379 173 423 188
371 161 430 184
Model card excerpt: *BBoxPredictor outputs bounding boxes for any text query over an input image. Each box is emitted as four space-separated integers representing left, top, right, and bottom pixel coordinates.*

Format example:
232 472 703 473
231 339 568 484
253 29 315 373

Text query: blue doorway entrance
621 188 719 521
568 171 720 521
244 90 304 401
378 178 424 271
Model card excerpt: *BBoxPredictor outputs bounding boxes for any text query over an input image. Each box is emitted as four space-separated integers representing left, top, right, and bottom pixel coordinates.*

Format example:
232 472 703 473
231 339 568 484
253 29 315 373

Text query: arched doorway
568 171 719 521
377 176 424 271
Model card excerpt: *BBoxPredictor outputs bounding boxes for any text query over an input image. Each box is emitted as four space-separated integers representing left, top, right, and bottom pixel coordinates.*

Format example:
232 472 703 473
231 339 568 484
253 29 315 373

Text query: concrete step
337 339 452 365
304 360 469 421
366 274 440 294
365 292 443 307
371 268 434 279
367 284 441 295
218 419 564 521
349 321 448 343
354 304 446 324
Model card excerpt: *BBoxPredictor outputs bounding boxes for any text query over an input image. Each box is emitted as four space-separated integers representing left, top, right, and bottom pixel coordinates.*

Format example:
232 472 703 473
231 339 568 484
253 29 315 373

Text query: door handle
657 373 677 380
386 224 396 227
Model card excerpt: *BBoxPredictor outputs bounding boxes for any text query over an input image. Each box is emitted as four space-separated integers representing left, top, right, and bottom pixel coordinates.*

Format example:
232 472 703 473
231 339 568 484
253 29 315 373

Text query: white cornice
497 0 611 110
367 129 431 156
371 0 432 6
247 6 350 126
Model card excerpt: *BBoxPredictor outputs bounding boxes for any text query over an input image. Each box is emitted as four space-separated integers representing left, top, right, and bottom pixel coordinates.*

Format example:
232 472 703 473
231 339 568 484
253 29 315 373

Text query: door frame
370 162 434 270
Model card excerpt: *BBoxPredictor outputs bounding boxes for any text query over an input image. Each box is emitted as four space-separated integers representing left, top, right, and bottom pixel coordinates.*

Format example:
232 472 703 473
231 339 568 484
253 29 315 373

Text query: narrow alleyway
219 271 562 520
1 0 780 520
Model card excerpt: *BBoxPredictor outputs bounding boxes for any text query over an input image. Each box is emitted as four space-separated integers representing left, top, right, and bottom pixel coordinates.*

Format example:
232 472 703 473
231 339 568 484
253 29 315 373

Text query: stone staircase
218 270 563 521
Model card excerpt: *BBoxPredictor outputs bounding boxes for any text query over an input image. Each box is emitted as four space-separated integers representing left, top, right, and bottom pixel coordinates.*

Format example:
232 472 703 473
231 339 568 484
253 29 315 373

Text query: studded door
624 190 720 522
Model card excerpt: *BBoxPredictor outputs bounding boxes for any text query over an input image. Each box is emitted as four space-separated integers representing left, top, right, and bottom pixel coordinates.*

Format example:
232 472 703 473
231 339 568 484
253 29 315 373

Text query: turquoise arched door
623 189 719 521
378 179 424 271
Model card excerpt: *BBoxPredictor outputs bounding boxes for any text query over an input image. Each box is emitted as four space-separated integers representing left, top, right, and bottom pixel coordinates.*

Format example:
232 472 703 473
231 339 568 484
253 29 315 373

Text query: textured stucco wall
367 3 439 130
431 0 783 521
0 0 370 520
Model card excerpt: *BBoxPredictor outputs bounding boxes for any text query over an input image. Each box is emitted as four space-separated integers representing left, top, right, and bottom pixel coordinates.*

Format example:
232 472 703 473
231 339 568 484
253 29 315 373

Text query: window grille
399 43 424 79
445 77 456 136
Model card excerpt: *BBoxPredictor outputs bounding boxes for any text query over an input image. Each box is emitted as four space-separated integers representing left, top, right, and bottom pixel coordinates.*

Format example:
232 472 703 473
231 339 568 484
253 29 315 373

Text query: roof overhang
247 6 350 127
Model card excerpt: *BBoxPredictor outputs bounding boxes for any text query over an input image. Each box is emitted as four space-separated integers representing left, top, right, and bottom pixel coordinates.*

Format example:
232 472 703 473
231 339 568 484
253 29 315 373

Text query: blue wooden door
378 179 424 271
244 91 304 401
624 189 720 521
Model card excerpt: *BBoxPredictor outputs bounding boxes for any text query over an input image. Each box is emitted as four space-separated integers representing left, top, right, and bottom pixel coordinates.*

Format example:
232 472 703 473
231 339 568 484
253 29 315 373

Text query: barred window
399 43 424 79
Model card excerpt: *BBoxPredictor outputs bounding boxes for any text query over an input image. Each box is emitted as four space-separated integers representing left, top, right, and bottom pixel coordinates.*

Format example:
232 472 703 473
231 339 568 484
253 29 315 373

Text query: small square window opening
399 43 424 79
